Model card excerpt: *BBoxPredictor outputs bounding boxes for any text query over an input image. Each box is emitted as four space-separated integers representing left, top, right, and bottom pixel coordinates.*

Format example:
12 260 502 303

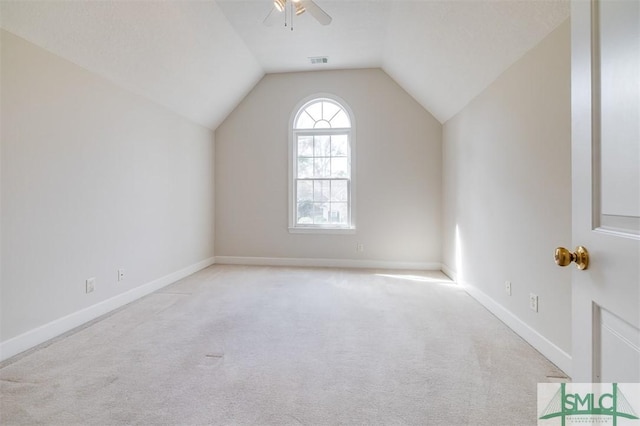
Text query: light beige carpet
0 265 567 425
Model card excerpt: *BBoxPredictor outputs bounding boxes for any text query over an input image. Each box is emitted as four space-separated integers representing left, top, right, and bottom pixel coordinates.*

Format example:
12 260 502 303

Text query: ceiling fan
263 0 332 28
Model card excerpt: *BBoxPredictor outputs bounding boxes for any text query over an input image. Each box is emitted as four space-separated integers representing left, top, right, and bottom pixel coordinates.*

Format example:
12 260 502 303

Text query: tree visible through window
290 97 354 231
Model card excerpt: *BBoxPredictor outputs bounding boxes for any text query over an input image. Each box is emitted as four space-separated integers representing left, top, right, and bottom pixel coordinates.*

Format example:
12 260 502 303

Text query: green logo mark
539 383 639 426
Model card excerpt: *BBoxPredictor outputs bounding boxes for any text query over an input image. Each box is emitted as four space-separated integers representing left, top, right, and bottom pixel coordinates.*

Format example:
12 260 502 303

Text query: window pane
296 111 315 129
305 102 322 121
330 180 348 202
314 180 330 201
313 203 329 224
329 203 348 225
331 135 348 156
314 120 331 129
330 110 350 128
314 158 330 178
298 201 331 224
331 158 348 178
297 201 314 224
297 180 313 202
297 135 313 156
322 101 340 122
314 135 331 157
297 158 313 178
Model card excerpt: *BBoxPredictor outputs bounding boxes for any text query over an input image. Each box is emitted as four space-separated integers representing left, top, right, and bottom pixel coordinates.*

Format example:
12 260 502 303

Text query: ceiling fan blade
263 6 281 27
299 0 332 25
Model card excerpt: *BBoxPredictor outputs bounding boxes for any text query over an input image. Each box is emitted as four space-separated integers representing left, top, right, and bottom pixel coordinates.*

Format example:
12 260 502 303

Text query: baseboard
4 256 569 375
215 256 441 271
461 281 572 377
440 263 457 282
0 257 215 363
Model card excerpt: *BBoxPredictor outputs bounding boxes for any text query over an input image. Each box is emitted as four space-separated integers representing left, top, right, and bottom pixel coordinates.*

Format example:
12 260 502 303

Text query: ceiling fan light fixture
264 0 332 28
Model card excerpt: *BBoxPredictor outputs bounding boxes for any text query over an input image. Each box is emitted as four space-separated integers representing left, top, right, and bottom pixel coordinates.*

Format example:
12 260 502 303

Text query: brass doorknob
555 246 589 270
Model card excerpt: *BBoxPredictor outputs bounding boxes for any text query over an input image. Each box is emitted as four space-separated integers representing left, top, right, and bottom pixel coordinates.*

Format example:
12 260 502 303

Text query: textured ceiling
0 0 263 130
216 1 390 72
0 0 569 128
218 0 570 123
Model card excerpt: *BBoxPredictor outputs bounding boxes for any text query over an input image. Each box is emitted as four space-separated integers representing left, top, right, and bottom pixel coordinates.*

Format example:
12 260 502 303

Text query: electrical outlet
86 277 95 294
529 293 539 312
118 269 125 282
356 243 364 252
505 281 512 296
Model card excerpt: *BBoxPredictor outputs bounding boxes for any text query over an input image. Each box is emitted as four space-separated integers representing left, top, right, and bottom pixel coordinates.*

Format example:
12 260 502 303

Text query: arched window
289 95 355 232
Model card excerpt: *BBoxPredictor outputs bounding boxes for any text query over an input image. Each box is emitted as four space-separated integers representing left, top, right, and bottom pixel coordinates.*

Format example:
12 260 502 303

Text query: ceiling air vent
309 56 328 64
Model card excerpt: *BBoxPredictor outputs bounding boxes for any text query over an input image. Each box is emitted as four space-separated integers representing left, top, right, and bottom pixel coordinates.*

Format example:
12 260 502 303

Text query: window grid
295 179 350 225
294 99 351 130
296 134 349 180
294 133 350 226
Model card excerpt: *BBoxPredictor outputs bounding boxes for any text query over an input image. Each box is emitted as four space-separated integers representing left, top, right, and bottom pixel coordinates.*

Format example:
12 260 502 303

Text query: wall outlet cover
529 293 538 312
86 278 95 294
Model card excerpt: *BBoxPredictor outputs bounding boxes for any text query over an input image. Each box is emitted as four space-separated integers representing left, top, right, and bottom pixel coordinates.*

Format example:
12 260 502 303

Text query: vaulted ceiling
0 0 569 130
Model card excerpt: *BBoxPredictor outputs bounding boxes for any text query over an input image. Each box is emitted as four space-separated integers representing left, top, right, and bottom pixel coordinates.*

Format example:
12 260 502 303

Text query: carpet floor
0 265 567 425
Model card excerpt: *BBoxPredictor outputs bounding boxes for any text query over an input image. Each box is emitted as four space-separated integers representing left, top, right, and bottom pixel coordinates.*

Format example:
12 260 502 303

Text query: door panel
597 0 640 235
571 0 640 382
596 306 640 382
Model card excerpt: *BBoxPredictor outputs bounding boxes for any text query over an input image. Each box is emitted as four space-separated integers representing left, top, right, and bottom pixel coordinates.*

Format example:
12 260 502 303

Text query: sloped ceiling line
0 0 569 129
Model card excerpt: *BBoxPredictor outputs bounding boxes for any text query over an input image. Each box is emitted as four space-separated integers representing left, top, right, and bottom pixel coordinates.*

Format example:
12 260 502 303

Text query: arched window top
294 98 351 130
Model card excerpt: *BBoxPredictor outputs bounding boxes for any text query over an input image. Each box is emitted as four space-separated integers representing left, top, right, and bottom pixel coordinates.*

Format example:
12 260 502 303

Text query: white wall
215 69 442 268
442 21 572 373
0 30 215 358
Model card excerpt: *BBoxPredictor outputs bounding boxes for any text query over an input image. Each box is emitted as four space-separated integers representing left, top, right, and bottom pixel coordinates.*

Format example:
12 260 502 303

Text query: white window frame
288 94 356 234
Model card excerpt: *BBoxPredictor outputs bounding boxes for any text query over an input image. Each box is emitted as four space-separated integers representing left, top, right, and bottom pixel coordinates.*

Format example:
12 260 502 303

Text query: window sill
288 226 356 235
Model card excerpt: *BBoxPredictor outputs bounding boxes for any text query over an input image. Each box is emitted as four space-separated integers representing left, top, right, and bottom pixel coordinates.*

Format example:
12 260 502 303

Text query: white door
570 0 640 382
